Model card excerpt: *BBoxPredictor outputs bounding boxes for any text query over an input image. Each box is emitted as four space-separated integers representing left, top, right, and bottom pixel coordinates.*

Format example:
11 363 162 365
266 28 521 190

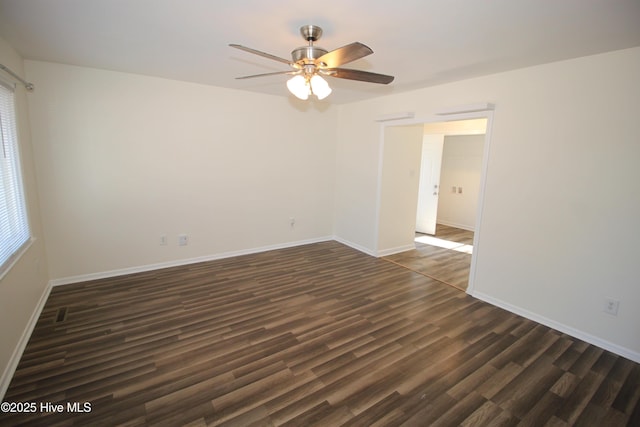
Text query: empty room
0 1 639 425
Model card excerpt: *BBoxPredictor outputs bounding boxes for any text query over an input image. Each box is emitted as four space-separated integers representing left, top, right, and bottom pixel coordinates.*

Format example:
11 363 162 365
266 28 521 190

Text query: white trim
333 236 377 257
0 280 52 400
435 220 475 232
374 112 415 122
8 235 637 403
374 108 495 295
376 243 416 258
472 291 640 364
0 237 34 281
436 103 495 115
50 236 334 287
466 111 493 295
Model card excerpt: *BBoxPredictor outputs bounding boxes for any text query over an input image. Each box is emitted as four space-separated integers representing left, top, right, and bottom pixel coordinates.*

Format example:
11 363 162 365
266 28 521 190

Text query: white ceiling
1 0 639 104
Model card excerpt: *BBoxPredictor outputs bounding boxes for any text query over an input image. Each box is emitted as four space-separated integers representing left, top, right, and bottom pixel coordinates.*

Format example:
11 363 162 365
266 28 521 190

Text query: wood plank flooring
1 241 639 426
384 224 474 291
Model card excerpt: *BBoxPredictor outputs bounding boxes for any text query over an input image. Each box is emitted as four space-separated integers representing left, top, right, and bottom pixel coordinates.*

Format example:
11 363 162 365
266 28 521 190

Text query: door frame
374 108 494 295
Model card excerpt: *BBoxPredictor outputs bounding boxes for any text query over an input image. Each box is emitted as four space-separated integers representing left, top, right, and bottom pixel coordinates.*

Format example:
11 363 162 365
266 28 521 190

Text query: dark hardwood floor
384 224 474 291
1 241 639 426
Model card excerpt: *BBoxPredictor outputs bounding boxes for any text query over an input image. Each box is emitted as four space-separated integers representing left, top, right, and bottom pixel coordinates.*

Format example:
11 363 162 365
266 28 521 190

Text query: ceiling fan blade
316 42 373 68
235 70 298 80
324 68 394 84
229 44 293 66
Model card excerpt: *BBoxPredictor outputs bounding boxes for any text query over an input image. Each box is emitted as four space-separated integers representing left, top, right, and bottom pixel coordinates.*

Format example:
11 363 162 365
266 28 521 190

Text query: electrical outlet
178 234 188 246
603 298 620 316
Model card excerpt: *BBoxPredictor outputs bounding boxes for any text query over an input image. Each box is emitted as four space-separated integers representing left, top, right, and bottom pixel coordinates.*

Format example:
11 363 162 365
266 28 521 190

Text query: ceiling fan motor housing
291 46 328 64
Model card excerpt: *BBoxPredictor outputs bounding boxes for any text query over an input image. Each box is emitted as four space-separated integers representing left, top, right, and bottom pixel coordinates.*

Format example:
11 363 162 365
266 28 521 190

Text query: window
0 81 30 276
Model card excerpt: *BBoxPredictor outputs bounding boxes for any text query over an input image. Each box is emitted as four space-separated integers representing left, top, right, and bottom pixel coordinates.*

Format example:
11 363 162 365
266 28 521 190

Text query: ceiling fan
230 25 394 100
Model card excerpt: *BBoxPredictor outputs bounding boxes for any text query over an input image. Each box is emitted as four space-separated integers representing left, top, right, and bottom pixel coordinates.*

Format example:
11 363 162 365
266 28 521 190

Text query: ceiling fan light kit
230 25 394 100
286 75 309 100
287 74 332 100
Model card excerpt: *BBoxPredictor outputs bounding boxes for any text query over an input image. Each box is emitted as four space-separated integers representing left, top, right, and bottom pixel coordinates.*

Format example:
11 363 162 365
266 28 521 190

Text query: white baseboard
332 237 416 258
0 281 53 400
333 236 377 257
333 237 416 258
376 243 416 257
472 290 640 364
5 237 340 399
50 236 334 287
436 220 475 232
7 240 637 404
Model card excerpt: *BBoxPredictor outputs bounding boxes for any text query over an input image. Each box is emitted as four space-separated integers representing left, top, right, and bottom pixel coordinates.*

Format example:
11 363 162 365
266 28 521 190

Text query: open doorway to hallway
416 120 487 239
378 115 490 292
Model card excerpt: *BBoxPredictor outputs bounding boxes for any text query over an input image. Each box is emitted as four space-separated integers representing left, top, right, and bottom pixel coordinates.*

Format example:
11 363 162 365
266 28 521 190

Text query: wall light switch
178 234 188 246
458 187 463 194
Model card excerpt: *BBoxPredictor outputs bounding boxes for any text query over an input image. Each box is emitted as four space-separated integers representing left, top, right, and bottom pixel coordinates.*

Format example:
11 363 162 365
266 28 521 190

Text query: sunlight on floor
414 235 473 254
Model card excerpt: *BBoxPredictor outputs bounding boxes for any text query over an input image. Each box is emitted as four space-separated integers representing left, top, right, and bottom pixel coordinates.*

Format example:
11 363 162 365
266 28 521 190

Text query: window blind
0 81 30 275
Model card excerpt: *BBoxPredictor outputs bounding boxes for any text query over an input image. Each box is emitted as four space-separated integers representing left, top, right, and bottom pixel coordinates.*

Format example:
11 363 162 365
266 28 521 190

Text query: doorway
375 111 493 293
416 120 487 237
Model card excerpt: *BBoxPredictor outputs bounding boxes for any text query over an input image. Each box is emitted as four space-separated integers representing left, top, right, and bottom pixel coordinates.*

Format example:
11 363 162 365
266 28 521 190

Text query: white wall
333 108 381 253
437 134 485 230
335 47 640 360
377 124 423 253
0 38 50 397
4 44 639 394
25 61 337 281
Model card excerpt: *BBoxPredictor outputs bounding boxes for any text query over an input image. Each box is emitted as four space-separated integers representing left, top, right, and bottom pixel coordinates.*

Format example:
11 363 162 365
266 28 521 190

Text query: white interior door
415 134 444 235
